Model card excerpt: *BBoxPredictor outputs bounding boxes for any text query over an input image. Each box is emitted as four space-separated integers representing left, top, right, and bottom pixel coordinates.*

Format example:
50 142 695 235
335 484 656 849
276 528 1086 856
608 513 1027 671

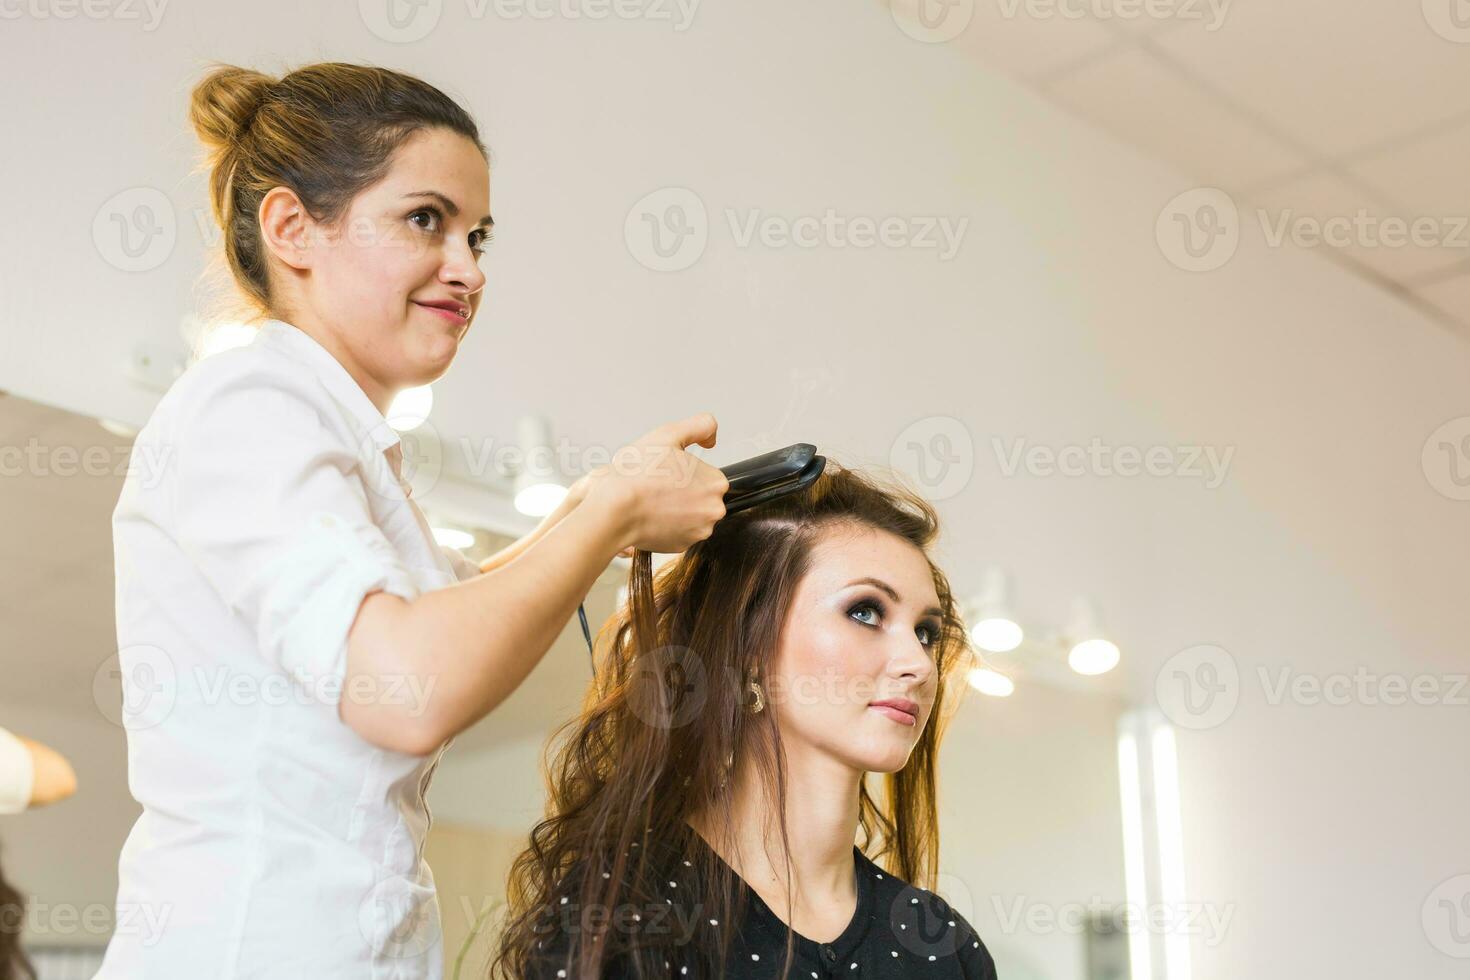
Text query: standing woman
96 62 728 979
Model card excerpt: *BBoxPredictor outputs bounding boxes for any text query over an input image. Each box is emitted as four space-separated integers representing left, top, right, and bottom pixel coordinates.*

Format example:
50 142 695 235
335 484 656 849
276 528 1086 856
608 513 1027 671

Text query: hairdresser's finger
660 412 718 451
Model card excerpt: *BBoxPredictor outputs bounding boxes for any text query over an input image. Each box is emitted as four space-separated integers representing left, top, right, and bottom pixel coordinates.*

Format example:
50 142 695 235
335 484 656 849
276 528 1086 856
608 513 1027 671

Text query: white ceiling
887 0 1470 333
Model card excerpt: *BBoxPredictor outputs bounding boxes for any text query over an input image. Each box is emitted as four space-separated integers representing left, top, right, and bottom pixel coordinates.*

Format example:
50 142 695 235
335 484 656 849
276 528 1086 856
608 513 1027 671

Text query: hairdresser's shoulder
856 849 998 980
144 332 329 439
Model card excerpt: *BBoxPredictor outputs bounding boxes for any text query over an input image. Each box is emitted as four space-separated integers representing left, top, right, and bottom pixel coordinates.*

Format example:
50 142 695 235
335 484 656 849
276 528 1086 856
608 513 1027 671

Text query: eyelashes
847 598 940 649
409 206 494 256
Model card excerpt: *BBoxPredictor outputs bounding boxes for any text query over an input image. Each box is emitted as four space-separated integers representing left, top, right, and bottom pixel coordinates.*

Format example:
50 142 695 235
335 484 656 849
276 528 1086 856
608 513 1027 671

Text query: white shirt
0 726 34 814
96 318 482 979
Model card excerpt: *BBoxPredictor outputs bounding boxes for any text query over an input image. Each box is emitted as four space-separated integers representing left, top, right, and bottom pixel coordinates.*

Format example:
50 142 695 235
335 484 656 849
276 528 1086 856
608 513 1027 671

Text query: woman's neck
275 308 395 416
691 745 864 937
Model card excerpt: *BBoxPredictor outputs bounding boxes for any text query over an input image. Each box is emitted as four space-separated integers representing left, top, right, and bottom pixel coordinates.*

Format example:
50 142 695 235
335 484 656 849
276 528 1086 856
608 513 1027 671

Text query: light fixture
966 666 1014 697
1117 709 1191 980
512 414 568 517
968 566 1024 653
1066 597 1120 675
388 385 433 432
431 526 475 550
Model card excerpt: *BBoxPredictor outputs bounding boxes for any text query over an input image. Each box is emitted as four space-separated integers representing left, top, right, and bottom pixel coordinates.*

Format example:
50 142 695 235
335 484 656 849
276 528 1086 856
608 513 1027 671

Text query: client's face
766 525 942 774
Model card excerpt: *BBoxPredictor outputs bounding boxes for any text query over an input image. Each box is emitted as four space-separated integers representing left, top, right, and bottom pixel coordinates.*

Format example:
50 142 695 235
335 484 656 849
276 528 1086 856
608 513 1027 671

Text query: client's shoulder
855 849 998 980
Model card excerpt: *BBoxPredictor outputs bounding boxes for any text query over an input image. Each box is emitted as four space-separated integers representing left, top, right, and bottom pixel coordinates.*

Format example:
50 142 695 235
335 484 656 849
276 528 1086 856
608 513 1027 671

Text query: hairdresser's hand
566 472 636 559
588 413 728 555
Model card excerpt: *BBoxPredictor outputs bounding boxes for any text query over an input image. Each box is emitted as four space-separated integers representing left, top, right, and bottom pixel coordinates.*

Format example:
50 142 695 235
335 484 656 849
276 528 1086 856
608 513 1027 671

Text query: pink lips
413 302 467 324
869 699 919 727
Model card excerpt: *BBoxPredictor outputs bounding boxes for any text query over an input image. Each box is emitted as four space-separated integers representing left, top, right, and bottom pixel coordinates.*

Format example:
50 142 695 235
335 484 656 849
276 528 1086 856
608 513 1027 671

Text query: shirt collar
255 318 401 455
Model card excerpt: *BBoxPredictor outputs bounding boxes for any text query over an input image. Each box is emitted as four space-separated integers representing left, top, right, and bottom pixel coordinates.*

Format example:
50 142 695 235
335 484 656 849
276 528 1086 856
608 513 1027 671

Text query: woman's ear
258 185 316 272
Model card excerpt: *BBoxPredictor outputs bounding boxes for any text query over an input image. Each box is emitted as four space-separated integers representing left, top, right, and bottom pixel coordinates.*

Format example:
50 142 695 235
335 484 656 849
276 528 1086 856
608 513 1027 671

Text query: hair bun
188 63 275 156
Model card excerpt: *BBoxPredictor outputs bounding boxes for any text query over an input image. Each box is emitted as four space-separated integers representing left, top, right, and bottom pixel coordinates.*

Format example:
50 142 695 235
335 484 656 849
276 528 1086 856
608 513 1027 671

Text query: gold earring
747 680 765 714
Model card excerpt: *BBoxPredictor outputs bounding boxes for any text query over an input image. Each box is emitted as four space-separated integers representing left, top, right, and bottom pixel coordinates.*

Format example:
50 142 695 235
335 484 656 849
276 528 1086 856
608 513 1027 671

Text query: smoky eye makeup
846 595 942 647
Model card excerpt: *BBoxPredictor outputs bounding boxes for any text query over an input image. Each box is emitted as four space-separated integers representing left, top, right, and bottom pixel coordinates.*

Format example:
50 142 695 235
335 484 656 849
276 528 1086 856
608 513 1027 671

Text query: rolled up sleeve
439 544 482 582
170 369 420 706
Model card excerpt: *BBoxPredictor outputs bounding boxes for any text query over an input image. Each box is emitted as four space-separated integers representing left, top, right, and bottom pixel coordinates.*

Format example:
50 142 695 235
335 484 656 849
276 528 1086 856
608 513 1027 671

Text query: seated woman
491 462 997 979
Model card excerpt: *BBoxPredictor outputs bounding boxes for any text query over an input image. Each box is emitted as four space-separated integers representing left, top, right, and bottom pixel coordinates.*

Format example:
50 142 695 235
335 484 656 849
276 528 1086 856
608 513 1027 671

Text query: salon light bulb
431 526 475 550
514 481 567 517
1069 638 1120 675
199 322 256 359
388 385 433 431
970 617 1024 653
966 667 1015 697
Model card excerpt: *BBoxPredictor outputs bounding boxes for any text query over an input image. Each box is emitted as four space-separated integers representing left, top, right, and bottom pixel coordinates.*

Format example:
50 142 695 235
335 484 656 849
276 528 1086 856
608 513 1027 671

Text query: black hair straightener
574 443 826 662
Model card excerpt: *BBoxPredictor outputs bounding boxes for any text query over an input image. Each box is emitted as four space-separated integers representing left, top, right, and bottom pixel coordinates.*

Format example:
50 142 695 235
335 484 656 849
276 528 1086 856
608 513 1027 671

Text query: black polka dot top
526 834 997 979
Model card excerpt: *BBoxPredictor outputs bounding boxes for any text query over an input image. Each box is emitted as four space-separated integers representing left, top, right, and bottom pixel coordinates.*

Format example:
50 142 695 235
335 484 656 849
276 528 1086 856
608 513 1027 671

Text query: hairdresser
95 61 728 979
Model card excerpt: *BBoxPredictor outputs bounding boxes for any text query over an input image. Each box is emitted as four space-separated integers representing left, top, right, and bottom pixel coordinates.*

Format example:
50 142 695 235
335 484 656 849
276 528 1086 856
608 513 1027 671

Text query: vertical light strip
1117 728 1152 980
1151 721 1191 980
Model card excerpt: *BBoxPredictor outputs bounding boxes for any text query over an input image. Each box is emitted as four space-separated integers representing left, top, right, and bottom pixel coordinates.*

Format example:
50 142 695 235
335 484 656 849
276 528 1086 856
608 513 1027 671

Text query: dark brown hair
491 460 972 980
187 61 487 324
0 848 35 980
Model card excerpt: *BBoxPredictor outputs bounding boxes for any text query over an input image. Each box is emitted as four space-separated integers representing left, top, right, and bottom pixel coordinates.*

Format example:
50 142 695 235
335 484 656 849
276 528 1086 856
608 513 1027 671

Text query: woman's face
295 126 491 403
765 525 943 774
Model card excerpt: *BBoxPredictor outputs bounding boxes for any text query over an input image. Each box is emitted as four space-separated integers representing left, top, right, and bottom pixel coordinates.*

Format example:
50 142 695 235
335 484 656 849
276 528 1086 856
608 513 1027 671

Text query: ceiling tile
1245 171 1470 284
1347 118 1470 226
1045 46 1307 188
1151 0 1470 158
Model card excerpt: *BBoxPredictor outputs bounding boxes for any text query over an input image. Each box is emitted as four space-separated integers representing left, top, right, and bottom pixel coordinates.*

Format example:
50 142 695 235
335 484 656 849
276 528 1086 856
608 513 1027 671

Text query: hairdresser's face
766 526 942 775
304 127 490 400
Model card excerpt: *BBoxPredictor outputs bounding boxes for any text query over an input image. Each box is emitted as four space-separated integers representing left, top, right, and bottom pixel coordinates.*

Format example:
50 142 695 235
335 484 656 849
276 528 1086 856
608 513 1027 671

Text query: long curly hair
490 459 973 980
0 848 35 980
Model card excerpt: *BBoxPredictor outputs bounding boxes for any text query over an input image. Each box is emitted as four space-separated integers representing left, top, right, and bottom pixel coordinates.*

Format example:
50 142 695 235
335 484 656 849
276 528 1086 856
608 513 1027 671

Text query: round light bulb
1068 638 1120 675
970 617 1024 653
388 385 434 432
966 667 1015 697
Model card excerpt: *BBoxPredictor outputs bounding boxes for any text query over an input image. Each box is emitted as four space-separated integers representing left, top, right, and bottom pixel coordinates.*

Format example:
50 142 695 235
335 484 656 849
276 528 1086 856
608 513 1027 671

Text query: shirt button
821 945 836 962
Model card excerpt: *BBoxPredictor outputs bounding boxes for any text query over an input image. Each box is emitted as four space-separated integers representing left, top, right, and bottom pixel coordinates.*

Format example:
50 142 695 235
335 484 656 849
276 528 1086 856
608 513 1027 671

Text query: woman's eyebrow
403 189 494 228
844 576 943 619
